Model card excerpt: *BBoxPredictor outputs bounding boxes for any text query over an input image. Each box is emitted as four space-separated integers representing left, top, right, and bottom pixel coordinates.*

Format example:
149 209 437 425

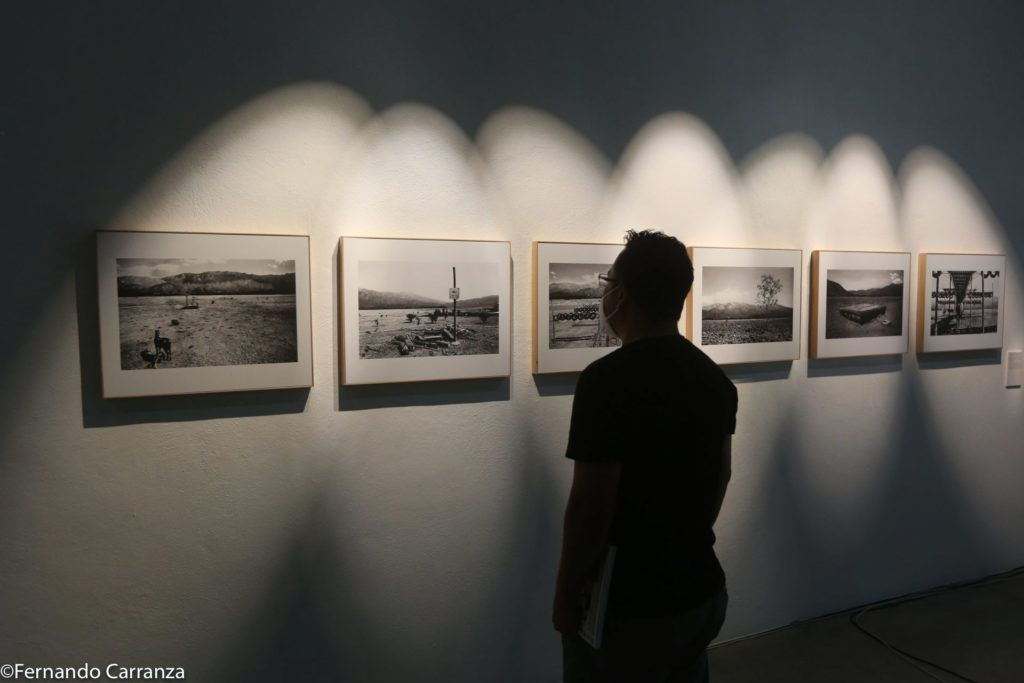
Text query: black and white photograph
357 261 500 359
341 236 511 384
926 270 1000 336
824 269 904 339
700 266 794 345
97 231 313 398
532 242 623 374
810 251 910 359
917 253 1006 353
117 257 298 369
547 262 619 351
686 247 803 365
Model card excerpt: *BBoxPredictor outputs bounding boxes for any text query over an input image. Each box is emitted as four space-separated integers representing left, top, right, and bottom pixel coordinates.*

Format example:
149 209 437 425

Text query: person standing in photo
553 230 738 682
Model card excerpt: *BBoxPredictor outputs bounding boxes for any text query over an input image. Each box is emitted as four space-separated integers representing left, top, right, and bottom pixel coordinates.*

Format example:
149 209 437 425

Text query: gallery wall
2 3 1023 682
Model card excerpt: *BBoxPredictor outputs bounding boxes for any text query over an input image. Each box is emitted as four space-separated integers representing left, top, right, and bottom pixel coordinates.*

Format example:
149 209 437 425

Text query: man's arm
552 460 621 634
709 434 732 525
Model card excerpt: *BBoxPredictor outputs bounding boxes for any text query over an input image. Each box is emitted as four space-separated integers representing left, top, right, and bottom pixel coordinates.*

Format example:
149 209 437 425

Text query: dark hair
615 229 693 323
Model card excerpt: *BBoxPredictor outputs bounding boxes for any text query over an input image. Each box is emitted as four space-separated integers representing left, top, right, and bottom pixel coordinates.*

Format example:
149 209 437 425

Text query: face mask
599 285 621 339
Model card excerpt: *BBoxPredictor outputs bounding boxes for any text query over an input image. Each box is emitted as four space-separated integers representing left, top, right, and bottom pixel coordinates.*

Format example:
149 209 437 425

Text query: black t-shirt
566 334 738 616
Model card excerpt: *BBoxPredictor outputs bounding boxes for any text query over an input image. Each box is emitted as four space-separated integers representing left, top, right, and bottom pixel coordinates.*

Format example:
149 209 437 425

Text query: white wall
1 78 1022 682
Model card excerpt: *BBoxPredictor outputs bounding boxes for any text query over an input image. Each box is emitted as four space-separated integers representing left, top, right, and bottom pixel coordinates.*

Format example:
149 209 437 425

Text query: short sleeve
565 363 628 463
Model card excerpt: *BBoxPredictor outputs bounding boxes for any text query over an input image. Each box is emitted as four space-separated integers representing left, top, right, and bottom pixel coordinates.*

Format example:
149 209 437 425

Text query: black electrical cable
850 607 977 682
848 565 1024 683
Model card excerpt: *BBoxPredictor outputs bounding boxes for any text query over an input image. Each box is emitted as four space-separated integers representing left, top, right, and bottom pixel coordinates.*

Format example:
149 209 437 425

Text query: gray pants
562 587 728 683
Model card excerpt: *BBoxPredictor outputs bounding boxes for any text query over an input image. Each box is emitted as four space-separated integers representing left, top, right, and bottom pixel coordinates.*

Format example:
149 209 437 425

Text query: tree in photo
757 274 783 313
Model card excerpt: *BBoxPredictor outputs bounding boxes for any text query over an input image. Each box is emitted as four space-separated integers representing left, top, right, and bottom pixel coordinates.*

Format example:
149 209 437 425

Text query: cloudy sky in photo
360 261 499 300
117 258 294 278
702 266 794 306
828 269 903 291
550 262 611 287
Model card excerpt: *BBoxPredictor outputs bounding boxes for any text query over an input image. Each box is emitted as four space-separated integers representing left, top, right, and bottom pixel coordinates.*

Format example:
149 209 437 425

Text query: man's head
605 230 693 326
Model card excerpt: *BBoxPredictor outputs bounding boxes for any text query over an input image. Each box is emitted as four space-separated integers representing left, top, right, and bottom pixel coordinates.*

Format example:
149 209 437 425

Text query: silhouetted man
554 230 737 682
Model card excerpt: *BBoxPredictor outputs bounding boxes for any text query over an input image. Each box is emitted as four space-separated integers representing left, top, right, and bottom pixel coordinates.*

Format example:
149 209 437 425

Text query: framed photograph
533 241 623 374
340 236 511 385
917 253 1005 353
810 250 911 358
685 247 802 364
97 230 313 398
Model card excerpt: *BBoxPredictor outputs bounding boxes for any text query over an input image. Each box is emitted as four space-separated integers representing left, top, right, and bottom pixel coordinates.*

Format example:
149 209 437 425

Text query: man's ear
611 285 628 309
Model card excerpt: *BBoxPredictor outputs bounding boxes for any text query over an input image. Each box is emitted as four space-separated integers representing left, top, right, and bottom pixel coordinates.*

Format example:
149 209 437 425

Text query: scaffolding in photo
929 269 1000 336
549 302 618 347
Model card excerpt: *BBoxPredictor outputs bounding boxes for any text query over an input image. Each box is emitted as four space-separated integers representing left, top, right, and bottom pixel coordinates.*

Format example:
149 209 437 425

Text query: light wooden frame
685 247 803 365
339 236 512 385
97 230 313 398
810 250 911 359
532 241 623 374
916 253 1006 353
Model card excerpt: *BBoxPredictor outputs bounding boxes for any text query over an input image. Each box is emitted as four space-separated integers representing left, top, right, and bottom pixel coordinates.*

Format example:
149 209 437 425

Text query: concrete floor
709 571 1024 682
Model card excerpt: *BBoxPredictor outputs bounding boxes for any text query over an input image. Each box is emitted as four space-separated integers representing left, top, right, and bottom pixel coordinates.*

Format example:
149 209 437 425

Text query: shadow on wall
803 136 904 251
716 409 818 639
72 233 311 428
211 487 378 683
914 349 1002 371
719 371 998 641
806 354 904 379
476 106 613 238
322 102 500 239
848 370 1000 600
464 419 565 681
532 371 580 398
899 147 1019 264
604 112 750 246
722 360 793 384
108 83 373 235
211 413 565 681
738 133 825 246
338 376 511 411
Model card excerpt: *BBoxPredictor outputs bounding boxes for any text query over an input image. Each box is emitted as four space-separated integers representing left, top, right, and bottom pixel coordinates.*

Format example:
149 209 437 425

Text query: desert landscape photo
116 257 298 370
701 266 794 345
356 260 500 359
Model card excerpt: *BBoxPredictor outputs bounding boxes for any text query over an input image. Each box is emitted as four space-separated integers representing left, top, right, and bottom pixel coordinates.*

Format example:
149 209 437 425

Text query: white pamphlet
578 546 616 649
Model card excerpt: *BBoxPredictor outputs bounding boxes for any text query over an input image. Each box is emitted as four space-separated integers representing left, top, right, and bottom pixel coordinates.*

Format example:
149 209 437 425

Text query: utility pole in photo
981 269 999 333
450 266 460 346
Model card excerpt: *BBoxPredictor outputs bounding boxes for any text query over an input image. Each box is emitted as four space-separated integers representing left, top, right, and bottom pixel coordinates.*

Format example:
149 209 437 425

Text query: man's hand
553 461 620 634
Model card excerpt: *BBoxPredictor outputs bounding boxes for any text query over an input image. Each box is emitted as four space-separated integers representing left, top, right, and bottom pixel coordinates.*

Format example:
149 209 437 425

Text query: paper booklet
578 545 616 649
